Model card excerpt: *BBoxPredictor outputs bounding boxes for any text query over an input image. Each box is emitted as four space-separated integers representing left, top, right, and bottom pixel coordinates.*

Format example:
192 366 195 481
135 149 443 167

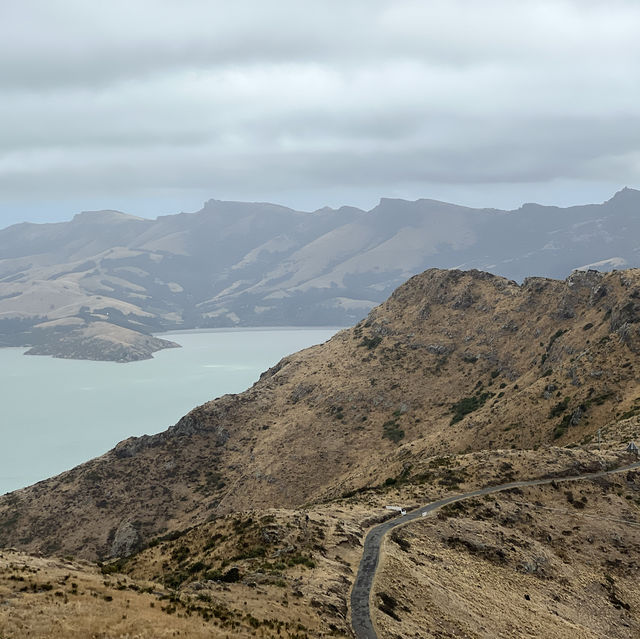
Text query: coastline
156 325 349 337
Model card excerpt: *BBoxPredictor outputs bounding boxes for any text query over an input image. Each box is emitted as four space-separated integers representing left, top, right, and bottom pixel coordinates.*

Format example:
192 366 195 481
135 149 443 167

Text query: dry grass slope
2 440 640 638
374 467 640 638
4 268 640 564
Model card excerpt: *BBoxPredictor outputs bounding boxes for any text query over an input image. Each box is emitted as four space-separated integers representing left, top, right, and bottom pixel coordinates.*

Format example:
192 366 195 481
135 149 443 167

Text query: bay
0 327 339 495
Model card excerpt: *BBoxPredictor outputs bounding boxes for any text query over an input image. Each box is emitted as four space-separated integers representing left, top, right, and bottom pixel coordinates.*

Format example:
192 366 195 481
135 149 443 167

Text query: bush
205 567 242 583
547 329 567 350
170 545 190 563
221 567 241 583
359 336 382 350
188 561 208 574
450 392 492 425
287 554 316 569
382 420 405 443
548 397 570 418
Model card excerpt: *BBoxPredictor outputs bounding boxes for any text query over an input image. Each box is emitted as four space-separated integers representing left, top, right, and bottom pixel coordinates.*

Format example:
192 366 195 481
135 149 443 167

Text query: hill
2 188 640 360
2 444 639 638
4 266 640 637
3 267 640 562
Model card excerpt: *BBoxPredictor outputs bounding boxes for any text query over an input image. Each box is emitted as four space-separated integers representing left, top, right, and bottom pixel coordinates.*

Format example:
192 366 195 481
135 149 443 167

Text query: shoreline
0 326 347 354
156 325 348 337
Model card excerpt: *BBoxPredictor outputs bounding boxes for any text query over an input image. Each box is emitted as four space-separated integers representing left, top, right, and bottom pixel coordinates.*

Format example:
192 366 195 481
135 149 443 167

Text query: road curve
350 460 640 639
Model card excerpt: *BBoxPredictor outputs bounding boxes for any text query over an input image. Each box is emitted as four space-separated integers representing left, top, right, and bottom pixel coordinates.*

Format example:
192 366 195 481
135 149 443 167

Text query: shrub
548 397 570 418
359 336 382 350
547 329 567 351
450 392 492 425
170 545 190 563
287 554 316 569
382 420 405 443
221 567 241 583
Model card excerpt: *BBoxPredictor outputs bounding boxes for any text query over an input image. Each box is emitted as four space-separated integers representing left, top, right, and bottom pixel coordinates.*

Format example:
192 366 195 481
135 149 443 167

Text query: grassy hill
3 267 640 563
5 266 640 636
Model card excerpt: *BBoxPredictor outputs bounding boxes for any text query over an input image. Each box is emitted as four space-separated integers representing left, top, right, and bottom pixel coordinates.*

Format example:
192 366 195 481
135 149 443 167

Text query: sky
1 0 639 227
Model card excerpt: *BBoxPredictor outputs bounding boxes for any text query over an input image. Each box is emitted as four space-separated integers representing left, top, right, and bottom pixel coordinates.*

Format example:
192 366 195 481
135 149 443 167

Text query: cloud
0 0 639 223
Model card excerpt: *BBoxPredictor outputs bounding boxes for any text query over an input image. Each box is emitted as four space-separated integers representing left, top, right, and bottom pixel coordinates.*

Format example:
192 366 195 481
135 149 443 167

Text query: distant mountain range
1 187 639 360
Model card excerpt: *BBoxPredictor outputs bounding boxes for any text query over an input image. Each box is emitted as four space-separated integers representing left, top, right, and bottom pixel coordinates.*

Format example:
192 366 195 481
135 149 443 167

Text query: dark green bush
450 392 492 425
382 420 405 443
359 335 382 350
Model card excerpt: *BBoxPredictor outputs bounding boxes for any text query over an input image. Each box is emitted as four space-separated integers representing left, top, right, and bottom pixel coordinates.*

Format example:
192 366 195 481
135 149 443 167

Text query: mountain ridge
1 188 639 361
4 265 640 637
4 266 640 561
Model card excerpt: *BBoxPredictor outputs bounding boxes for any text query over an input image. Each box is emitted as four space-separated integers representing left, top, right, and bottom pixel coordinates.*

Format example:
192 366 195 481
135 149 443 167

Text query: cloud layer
1 0 639 222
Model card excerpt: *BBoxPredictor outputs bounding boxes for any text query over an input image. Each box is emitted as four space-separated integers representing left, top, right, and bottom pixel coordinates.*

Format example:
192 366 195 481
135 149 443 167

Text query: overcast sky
1 0 639 226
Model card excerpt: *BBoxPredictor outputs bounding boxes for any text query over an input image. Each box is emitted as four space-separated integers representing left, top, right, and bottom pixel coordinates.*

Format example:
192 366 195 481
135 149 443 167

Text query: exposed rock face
110 520 140 557
4 267 640 560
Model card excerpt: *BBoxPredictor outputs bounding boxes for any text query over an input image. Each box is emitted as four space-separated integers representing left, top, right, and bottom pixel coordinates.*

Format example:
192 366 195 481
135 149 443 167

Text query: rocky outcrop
109 520 140 557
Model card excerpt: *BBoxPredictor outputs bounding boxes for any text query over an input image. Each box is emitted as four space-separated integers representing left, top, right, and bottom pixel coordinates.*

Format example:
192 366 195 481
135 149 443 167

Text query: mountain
4 266 640 637
4 266 640 560
1 188 640 361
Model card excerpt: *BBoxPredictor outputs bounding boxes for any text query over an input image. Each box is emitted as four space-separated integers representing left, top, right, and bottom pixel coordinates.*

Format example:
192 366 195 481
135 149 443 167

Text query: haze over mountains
1 187 639 360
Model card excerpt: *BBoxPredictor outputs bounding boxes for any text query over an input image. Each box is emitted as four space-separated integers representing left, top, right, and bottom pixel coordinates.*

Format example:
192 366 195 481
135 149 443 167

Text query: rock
570 408 583 426
113 436 150 459
169 411 230 445
589 284 609 305
611 301 640 332
427 344 452 356
452 289 475 309
260 526 283 544
290 384 314 403
110 520 140 558
555 300 576 319
373 323 392 337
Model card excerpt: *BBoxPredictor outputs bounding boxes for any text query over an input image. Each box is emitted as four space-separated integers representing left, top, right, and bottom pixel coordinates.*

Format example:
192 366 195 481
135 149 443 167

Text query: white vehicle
385 505 407 516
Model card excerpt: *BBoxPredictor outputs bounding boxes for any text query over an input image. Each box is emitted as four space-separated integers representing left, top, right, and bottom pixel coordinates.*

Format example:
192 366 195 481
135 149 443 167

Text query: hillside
1 188 640 360
2 444 639 638
5 266 640 637
3 267 640 564
374 460 640 638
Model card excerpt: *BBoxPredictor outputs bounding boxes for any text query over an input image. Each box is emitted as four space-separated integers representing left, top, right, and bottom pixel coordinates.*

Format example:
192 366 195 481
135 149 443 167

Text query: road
349 460 640 639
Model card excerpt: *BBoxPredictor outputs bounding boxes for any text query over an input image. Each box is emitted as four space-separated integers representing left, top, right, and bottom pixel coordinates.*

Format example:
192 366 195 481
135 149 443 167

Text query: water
0 328 339 495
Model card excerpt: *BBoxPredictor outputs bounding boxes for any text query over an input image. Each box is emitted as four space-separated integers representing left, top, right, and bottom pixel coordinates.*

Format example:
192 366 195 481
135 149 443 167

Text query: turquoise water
0 328 339 495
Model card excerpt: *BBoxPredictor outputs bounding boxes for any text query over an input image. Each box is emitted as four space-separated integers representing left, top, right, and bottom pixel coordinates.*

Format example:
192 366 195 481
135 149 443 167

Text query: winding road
350 460 640 639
